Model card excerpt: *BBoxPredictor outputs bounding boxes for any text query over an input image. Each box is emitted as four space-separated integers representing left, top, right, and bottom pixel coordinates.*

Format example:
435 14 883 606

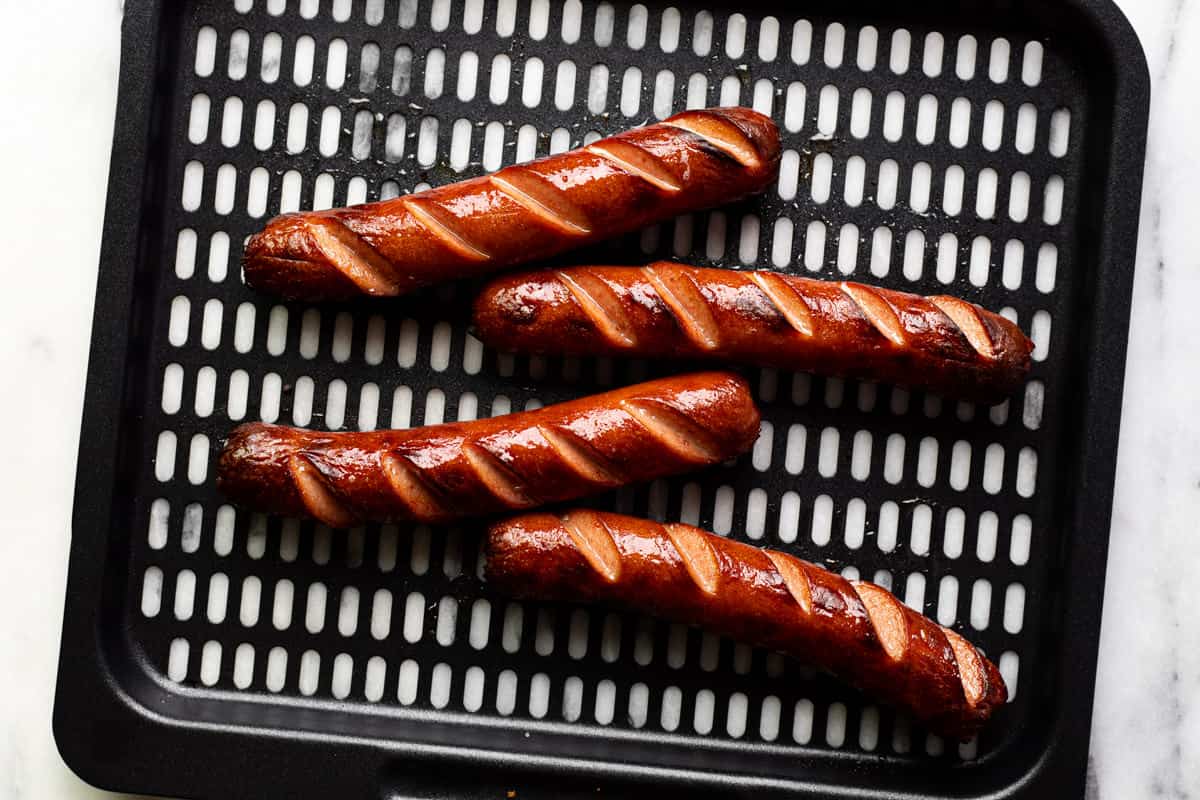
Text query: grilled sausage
474 263 1033 403
243 108 781 300
485 510 1008 739
217 372 760 526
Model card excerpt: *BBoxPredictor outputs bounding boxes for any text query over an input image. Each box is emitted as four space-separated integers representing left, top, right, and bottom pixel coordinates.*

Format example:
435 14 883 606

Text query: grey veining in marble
0 1 1197 799
1092 1 1200 798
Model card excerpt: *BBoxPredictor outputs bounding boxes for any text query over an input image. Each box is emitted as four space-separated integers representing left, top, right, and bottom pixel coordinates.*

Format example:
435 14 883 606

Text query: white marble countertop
1 1 1196 798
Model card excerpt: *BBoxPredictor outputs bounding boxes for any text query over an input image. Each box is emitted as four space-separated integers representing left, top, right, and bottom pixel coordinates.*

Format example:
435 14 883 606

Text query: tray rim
53 0 1151 797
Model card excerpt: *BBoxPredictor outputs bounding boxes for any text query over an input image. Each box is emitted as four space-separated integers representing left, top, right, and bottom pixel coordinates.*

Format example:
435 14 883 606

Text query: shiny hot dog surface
217 372 760 525
244 108 780 300
486 510 1008 740
473 262 1033 402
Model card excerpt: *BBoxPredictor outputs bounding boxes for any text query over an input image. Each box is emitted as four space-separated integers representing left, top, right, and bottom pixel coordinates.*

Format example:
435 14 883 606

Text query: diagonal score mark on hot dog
242 108 780 300
524 513 998 717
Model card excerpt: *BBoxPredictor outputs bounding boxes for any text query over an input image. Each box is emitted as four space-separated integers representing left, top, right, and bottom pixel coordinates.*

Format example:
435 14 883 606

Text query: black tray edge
52 0 1151 798
1014 0 1152 796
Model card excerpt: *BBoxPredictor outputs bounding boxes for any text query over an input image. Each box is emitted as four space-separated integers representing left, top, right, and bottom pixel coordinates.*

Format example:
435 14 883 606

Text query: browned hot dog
217 372 760 526
243 108 781 300
485 510 1007 740
473 263 1033 403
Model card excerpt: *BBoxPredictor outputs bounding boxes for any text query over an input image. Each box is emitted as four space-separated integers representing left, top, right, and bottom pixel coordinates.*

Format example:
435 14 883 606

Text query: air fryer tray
55 0 1148 797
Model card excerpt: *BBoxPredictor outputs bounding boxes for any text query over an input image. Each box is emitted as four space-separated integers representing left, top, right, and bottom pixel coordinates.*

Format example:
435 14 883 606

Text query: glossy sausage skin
217 372 760 526
243 108 781 300
473 263 1034 403
486 510 1007 740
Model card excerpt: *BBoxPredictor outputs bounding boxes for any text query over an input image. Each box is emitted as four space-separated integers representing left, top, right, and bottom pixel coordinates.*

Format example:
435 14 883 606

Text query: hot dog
485 510 1008 740
217 372 760 526
243 108 780 300
473 263 1033 403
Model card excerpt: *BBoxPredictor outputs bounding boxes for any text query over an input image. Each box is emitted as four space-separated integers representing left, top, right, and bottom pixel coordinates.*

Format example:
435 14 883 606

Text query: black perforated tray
54 0 1148 797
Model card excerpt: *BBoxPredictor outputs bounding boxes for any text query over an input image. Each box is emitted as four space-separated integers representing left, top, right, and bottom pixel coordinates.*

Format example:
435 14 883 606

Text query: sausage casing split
485 510 1008 740
473 263 1034 402
217 372 760 526
243 108 781 300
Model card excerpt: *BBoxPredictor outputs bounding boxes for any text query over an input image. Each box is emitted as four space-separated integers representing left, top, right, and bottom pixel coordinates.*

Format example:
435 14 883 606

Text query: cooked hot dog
243 108 780 300
473 263 1033 402
485 510 1008 739
217 372 760 526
